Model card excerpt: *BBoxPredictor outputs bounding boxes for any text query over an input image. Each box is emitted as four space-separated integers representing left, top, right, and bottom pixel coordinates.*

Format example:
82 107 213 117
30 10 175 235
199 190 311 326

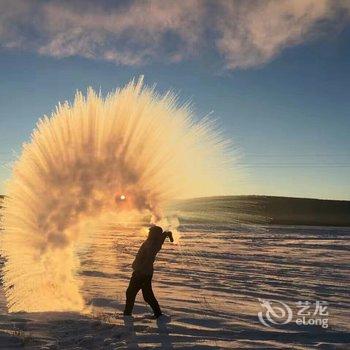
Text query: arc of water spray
1 77 236 312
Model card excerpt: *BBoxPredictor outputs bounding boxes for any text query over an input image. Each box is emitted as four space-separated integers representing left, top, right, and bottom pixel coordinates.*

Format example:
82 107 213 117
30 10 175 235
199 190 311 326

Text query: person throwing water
123 225 174 319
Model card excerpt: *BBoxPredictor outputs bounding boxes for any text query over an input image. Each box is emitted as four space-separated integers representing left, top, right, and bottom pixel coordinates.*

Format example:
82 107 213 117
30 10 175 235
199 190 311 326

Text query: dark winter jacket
132 231 167 275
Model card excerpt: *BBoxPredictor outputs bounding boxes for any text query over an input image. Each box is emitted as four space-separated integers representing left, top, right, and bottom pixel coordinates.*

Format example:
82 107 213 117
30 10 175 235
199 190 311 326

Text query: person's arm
156 231 173 250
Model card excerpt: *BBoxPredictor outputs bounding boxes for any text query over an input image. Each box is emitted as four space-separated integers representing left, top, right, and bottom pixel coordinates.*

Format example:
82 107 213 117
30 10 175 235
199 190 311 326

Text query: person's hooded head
147 225 164 243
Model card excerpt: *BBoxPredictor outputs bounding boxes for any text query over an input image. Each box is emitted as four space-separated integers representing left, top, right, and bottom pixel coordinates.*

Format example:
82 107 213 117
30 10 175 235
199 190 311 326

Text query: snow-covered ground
0 225 349 349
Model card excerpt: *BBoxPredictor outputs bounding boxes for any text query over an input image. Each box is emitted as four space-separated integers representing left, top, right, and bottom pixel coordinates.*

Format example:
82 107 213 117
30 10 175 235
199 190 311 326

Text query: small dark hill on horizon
170 195 350 227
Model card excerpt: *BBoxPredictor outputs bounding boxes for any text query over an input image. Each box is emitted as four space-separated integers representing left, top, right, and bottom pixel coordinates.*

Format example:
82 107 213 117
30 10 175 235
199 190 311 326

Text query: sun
114 193 127 204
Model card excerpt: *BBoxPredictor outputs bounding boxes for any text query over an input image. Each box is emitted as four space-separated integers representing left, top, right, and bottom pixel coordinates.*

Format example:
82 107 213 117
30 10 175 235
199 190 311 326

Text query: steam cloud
1 78 235 312
0 0 349 70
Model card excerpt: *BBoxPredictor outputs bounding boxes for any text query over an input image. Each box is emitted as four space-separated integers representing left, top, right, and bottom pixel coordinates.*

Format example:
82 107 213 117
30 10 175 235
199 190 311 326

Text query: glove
164 231 174 242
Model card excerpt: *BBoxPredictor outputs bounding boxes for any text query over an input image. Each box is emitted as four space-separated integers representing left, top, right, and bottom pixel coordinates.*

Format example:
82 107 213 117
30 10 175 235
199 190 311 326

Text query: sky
1 0 350 200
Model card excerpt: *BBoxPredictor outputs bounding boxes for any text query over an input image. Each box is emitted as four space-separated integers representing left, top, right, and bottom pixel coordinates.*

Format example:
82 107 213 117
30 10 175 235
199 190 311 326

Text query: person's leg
124 272 142 315
141 274 162 317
